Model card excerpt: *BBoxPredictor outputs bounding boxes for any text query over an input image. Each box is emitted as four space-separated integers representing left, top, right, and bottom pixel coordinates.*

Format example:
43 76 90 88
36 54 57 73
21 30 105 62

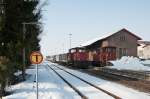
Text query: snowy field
54 63 150 99
48 65 114 99
109 56 150 71
4 61 150 99
4 63 81 99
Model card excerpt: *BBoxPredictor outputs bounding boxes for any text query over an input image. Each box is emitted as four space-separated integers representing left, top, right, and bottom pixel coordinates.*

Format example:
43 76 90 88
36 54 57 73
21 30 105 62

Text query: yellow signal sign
30 51 43 64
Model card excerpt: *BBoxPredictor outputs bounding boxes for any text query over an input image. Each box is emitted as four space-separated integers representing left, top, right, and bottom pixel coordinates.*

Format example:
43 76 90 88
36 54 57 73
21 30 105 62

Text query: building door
119 48 127 58
119 48 123 58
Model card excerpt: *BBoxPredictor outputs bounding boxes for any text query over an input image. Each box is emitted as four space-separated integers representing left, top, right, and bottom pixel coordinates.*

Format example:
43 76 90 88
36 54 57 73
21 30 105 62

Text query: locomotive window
71 49 76 53
93 51 96 54
79 49 85 52
79 50 82 52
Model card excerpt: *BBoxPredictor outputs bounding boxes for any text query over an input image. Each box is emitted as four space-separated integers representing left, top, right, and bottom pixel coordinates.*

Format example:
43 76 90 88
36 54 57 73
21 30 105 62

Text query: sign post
30 51 43 99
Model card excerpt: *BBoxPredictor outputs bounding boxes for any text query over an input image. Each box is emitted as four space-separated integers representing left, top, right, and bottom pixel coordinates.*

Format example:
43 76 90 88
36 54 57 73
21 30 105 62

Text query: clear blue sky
40 0 150 56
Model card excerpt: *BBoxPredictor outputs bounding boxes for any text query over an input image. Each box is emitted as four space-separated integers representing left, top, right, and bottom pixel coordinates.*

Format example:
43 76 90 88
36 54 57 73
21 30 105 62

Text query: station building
81 28 142 61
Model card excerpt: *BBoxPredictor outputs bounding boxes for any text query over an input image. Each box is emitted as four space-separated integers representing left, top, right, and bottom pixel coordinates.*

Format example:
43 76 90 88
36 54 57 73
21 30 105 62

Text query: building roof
138 41 150 48
80 28 142 47
138 41 150 45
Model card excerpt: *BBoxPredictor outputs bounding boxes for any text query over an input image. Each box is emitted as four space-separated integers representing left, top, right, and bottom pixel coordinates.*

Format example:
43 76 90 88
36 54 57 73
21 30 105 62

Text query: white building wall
138 45 150 59
143 45 150 59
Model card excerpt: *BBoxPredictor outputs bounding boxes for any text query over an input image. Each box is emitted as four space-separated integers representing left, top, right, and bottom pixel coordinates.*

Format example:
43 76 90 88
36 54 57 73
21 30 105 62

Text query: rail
47 65 88 99
51 64 121 99
101 68 150 81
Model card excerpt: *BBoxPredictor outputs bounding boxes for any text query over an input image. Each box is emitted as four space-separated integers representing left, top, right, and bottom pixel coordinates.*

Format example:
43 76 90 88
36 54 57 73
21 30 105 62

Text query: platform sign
30 51 43 64
30 51 43 99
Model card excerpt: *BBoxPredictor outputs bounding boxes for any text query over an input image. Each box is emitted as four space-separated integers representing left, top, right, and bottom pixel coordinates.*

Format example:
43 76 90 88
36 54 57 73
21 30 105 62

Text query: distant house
138 41 150 59
81 28 142 60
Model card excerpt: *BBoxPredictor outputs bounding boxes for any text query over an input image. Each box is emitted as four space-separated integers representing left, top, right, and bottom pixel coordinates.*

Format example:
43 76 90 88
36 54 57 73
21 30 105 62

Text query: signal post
30 51 43 99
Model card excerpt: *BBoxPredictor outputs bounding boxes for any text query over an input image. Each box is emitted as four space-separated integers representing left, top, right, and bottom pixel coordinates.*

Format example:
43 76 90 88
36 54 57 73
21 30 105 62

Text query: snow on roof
80 32 114 47
80 31 115 47
80 28 142 47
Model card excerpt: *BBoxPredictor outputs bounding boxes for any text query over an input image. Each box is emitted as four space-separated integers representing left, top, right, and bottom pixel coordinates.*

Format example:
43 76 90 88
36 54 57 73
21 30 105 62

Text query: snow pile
14 70 22 76
109 56 150 71
141 60 150 65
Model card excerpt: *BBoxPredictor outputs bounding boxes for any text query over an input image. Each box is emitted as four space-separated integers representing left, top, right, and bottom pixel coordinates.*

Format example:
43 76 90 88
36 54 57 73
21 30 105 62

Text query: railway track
82 68 150 93
100 68 150 81
47 64 87 99
100 70 138 81
47 64 121 99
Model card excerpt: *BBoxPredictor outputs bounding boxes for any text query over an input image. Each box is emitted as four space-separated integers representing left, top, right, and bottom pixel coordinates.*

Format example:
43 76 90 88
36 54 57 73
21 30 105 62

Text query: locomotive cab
68 47 89 68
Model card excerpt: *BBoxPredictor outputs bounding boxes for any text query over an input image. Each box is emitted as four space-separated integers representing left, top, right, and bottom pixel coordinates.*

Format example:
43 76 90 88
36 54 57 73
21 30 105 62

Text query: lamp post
0 1 6 32
0 0 6 59
22 22 41 77
69 33 72 49
62 43 64 54
22 22 41 99
0 0 7 15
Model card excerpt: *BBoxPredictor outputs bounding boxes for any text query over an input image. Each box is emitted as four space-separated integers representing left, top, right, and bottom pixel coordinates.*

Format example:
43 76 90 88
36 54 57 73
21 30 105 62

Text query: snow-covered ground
109 56 150 71
4 63 81 99
4 61 150 99
49 65 113 99
141 60 150 66
51 62 150 99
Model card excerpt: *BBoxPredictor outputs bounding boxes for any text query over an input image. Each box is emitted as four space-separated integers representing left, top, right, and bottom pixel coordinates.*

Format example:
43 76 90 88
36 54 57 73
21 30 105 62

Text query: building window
120 36 126 41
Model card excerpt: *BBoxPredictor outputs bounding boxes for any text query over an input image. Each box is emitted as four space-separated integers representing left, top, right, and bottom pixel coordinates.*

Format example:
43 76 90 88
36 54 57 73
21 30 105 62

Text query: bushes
0 56 10 98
